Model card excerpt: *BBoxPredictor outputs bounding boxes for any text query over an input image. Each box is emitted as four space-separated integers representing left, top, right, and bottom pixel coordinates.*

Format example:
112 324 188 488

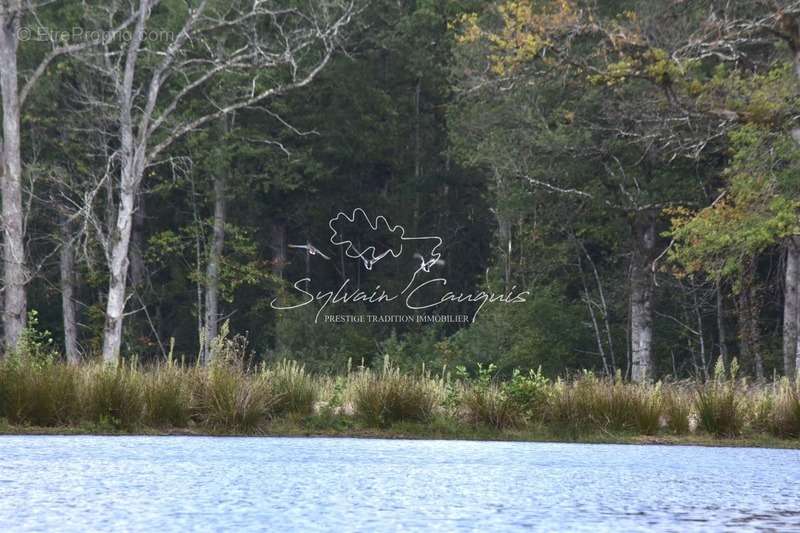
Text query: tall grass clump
143 354 192 428
193 329 276 432
631 384 662 435
545 373 661 435
268 360 316 416
193 364 274 432
0 356 80 426
352 357 442 427
769 378 800 438
662 384 691 434
83 362 146 430
0 313 81 426
694 358 743 437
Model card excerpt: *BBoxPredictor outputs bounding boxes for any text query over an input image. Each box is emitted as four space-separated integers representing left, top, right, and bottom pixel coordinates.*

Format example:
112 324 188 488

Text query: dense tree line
0 0 798 382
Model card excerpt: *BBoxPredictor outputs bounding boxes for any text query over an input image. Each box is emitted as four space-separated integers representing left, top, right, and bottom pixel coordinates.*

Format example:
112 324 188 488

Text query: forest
0 0 799 385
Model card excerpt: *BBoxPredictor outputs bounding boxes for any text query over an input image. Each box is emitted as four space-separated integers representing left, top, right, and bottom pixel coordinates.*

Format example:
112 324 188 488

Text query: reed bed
1 354 799 441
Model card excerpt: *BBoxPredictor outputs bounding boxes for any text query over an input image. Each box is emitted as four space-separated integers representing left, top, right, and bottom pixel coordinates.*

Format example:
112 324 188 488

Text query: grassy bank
1 353 800 448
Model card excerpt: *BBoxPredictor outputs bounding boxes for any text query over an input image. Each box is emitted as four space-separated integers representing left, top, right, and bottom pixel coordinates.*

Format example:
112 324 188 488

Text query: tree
69 0 354 363
0 1 135 353
452 0 727 381
667 2 800 377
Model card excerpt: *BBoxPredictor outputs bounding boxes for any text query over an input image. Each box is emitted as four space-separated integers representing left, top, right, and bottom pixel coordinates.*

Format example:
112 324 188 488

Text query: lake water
0 436 798 531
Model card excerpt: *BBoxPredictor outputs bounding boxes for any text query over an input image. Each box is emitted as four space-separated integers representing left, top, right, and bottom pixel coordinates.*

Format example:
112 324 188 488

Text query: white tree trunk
630 214 655 382
0 9 27 352
100 164 139 363
60 221 80 364
100 191 135 363
203 171 226 365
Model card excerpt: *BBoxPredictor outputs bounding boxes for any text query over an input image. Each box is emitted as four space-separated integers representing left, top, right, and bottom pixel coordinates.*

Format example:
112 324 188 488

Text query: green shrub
352 359 441 427
504 367 550 420
83 363 145 430
269 360 316 416
455 363 522 429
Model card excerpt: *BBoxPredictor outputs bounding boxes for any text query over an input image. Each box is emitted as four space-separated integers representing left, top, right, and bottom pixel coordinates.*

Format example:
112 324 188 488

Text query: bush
83 363 145 430
352 359 441 427
504 367 550 420
269 360 316 416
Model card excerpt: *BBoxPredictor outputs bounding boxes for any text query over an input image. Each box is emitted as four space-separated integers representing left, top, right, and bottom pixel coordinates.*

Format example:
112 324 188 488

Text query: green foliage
457 363 539 429
669 122 800 282
14 310 58 361
505 367 551 419
449 290 589 375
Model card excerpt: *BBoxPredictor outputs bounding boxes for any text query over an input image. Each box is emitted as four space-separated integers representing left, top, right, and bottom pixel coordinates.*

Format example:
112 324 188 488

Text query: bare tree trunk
100 0 148 364
203 171 226 365
101 166 138 363
784 237 799 378
630 213 656 382
0 10 27 352
784 18 800 378
60 220 79 364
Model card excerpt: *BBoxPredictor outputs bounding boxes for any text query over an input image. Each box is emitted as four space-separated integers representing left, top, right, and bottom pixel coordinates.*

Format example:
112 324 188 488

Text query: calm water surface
0 436 798 531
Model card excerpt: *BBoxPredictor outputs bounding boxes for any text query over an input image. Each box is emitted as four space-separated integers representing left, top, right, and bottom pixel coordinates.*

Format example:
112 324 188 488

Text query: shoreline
2 421 799 450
